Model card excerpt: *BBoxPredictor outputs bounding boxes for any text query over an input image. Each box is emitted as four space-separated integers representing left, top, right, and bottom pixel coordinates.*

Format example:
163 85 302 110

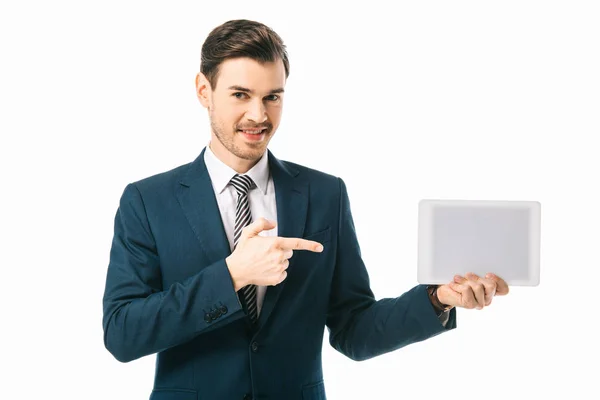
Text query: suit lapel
176 147 308 331
257 150 308 331
176 148 232 263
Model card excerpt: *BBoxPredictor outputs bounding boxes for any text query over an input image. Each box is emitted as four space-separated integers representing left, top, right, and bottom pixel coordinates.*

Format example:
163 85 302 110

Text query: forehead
215 57 286 92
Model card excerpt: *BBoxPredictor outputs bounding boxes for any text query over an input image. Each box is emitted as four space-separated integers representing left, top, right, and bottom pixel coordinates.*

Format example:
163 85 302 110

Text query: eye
265 94 280 102
233 92 248 99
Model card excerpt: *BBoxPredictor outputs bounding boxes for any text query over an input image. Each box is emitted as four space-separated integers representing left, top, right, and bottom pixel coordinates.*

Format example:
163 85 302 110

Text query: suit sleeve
102 183 245 363
325 178 457 361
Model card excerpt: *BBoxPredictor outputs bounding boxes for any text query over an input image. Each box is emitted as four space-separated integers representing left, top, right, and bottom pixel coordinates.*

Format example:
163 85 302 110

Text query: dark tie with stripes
230 174 258 325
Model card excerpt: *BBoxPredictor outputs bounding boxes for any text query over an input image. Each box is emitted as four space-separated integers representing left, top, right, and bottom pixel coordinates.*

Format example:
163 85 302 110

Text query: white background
1 1 599 399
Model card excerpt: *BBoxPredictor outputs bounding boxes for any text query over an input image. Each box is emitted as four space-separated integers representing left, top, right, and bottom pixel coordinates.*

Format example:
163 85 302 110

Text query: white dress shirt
204 143 277 317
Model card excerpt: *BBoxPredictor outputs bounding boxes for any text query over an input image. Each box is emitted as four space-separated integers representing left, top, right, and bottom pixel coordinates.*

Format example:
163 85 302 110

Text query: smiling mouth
237 127 268 135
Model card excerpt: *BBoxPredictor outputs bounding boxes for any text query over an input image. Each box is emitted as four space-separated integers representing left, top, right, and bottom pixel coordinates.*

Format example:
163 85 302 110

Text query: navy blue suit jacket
102 148 456 399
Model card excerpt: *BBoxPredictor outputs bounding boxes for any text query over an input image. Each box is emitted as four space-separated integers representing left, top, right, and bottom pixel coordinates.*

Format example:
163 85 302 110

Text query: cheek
215 109 242 129
268 106 283 124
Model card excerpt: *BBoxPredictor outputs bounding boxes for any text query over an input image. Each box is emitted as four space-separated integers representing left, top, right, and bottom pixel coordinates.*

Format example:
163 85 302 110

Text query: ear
195 72 211 109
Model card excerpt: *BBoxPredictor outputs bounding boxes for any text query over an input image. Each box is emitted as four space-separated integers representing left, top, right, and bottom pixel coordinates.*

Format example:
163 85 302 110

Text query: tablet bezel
417 199 541 286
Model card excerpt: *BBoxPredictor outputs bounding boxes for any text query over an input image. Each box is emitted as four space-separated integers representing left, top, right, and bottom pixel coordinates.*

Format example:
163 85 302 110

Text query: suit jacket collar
203 143 270 195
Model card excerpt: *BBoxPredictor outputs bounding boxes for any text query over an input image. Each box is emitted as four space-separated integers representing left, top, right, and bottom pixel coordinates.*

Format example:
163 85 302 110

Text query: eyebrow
227 85 285 94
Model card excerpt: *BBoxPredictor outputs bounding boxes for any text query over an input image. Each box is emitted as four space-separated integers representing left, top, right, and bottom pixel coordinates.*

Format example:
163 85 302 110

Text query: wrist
225 256 246 292
427 285 453 314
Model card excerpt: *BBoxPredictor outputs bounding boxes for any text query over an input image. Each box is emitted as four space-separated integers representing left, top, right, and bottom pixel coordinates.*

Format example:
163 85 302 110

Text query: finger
244 217 277 238
449 282 465 293
277 270 288 285
276 250 292 265
447 282 466 304
438 283 462 305
465 273 486 309
486 273 509 296
478 277 497 305
454 275 467 284
277 237 323 252
466 272 495 304
273 250 294 264
451 282 477 309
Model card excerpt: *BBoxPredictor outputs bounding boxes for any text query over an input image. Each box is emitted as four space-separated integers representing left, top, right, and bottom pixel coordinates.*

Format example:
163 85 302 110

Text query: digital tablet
417 199 541 286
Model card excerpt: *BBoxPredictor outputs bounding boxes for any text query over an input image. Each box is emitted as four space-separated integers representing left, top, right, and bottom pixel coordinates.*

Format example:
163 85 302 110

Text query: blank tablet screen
417 199 541 286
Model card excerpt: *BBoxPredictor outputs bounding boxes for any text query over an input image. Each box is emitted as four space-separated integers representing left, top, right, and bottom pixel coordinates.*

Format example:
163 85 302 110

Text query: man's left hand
436 273 509 310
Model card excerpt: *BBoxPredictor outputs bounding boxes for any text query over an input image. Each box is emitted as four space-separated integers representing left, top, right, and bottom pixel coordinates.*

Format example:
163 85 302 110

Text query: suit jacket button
215 308 222 317
220 305 228 315
204 313 212 323
251 342 259 352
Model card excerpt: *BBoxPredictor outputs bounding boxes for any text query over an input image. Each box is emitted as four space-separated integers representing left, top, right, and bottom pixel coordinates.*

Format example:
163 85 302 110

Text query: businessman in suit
102 19 509 400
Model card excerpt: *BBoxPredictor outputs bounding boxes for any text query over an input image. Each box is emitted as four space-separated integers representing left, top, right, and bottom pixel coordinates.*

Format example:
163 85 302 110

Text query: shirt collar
204 142 270 195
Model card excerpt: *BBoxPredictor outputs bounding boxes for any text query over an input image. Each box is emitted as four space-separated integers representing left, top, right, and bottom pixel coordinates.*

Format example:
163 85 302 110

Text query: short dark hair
200 19 290 89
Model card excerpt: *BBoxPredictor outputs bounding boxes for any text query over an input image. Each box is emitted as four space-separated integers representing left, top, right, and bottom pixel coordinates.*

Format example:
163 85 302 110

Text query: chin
231 146 265 161
234 139 268 157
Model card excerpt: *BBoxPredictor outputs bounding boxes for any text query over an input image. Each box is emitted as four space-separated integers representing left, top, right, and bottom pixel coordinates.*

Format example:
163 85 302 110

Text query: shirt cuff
438 310 450 327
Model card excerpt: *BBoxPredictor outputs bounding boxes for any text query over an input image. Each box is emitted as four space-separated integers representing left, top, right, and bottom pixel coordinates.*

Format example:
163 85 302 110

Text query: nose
246 100 267 124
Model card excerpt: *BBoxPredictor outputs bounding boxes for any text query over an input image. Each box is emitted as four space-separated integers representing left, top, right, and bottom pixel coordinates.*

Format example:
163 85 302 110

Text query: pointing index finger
277 237 324 252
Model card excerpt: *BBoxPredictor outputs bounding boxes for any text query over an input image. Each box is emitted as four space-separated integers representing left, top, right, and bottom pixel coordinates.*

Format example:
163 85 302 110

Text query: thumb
244 217 277 238
436 283 462 307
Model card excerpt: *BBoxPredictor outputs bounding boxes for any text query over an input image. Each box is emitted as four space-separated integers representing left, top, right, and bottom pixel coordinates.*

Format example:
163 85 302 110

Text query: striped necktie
230 174 258 325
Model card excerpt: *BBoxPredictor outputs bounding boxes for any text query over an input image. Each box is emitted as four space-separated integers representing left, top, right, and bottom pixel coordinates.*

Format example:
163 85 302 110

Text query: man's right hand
226 218 324 291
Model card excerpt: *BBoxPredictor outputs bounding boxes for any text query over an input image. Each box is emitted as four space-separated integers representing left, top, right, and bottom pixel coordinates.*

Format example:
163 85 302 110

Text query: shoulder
119 160 192 204
133 162 190 191
278 159 340 185
275 158 350 200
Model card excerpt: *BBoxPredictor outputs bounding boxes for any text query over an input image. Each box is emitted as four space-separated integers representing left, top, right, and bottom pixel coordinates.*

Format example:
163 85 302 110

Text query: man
102 19 509 400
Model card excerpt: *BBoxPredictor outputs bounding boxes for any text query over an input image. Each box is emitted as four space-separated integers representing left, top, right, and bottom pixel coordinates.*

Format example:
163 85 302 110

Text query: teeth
241 129 264 134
